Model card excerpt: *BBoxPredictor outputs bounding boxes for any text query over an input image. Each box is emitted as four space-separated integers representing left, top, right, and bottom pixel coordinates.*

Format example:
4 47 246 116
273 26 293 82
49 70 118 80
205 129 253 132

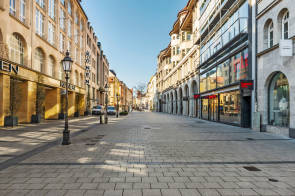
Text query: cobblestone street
1 112 295 196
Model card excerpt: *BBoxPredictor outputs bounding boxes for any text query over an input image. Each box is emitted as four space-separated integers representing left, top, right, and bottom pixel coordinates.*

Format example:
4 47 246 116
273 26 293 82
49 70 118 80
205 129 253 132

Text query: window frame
282 11 289 40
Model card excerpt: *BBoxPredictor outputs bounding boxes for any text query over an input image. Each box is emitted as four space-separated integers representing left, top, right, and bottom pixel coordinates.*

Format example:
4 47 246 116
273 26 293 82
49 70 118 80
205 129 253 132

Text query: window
60 0 65 6
36 0 45 8
9 34 24 65
67 20 72 37
34 48 44 72
268 21 274 48
36 9 44 36
67 40 71 51
48 0 55 19
74 29 78 44
20 0 26 22
60 8 65 31
10 0 16 15
48 22 55 45
59 33 64 52
182 32 185 41
68 1 72 15
80 35 83 48
48 56 55 77
177 47 180 55
269 73 289 127
80 21 83 31
74 47 77 61
75 12 79 24
282 11 289 39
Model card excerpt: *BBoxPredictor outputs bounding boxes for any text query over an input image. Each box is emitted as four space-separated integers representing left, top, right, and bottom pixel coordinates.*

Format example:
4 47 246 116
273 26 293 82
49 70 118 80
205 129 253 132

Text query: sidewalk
0 116 102 166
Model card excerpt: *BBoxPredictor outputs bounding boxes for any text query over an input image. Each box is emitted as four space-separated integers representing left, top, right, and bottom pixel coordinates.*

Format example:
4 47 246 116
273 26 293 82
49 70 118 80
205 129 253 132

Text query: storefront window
219 90 241 125
230 49 248 83
201 98 208 120
200 73 207 93
217 60 230 88
269 73 289 127
208 68 217 91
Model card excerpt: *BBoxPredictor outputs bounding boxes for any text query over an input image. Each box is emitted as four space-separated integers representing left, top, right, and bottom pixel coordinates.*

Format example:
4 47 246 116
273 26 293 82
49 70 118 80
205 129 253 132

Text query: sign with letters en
280 39 293 57
0 60 19 74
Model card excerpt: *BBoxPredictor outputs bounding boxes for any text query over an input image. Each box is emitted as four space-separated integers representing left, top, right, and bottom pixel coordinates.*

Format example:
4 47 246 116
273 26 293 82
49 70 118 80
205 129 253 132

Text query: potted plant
4 77 20 127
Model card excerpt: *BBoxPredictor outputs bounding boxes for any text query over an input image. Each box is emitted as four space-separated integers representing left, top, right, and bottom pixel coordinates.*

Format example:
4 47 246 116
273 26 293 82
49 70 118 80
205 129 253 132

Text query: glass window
60 8 65 31
9 34 24 65
48 56 55 77
36 9 44 36
208 67 216 91
20 0 26 22
10 0 16 15
200 73 207 93
68 20 72 37
34 48 44 72
201 98 208 120
282 11 289 39
36 0 44 8
269 73 289 127
59 32 64 52
268 21 274 48
219 90 241 124
74 29 78 44
68 1 72 15
48 22 55 45
217 60 230 88
48 0 55 19
60 0 65 6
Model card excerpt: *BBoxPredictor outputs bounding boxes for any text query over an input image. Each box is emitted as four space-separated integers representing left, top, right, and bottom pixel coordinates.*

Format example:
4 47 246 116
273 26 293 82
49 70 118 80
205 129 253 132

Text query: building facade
256 0 295 137
146 74 156 111
156 0 256 128
0 0 109 126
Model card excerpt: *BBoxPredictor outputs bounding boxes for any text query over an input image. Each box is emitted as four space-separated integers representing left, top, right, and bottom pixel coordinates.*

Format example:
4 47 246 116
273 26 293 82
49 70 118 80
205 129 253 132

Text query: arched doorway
268 72 289 127
184 85 189 116
191 80 198 117
179 88 183 115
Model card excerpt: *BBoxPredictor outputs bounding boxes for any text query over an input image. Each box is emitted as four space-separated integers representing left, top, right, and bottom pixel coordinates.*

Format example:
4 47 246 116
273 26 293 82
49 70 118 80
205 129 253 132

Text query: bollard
100 115 103 124
105 116 108 124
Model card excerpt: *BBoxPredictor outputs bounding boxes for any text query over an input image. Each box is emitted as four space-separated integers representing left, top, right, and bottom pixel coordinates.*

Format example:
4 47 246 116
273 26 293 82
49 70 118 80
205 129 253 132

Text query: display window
219 90 241 125
269 73 289 127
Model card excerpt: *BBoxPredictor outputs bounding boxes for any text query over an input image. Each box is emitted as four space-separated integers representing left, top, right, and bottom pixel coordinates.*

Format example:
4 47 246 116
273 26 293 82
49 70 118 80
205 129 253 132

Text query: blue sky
81 0 188 89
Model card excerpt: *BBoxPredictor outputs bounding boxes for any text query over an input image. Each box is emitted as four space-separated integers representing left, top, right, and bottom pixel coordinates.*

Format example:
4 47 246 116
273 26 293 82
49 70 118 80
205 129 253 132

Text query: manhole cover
243 166 261 171
269 178 279 182
246 138 255 141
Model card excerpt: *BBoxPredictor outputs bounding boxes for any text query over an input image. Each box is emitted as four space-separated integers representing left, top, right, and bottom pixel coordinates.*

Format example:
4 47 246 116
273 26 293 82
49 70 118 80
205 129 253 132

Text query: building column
189 98 194 117
44 88 60 120
0 74 10 126
16 81 37 123
79 94 86 116
68 91 76 117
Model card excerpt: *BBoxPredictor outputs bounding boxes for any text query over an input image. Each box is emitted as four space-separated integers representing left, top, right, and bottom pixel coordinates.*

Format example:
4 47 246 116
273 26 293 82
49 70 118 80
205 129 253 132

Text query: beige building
146 74 156 111
156 0 199 117
0 0 109 126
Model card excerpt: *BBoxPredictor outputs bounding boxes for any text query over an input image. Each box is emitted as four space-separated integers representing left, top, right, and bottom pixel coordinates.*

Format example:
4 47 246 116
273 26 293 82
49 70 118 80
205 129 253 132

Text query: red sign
208 95 217 99
194 94 200 99
240 80 254 90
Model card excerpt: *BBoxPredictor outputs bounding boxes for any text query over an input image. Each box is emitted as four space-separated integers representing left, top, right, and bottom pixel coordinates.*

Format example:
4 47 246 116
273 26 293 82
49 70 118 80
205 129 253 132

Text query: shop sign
280 39 293 57
60 81 75 91
203 95 217 99
240 80 254 90
194 94 200 99
0 60 19 74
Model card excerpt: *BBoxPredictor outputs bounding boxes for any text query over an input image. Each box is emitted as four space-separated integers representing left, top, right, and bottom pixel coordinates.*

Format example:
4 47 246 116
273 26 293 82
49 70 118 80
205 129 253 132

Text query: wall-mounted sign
194 94 200 99
280 39 293 57
240 80 254 90
0 60 19 74
60 81 75 91
203 95 217 99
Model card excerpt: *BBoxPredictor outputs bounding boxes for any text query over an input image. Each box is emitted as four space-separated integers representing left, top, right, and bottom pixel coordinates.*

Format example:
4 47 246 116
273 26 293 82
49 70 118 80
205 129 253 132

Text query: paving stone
158 177 174 183
151 183 168 189
25 190 49 196
98 183 116 190
123 190 142 196
173 177 190 182
63 183 82 189
197 189 221 196
235 189 259 196
84 190 104 196
216 189 240 196
44 183 64 189
80 183 98 189
161 189 181 196
115 183 133 189
143 189 161 196
168 182 186 188
133 183 150 189
253 188 281 196
64 190 86 196
104 190 123 196
179 189 201 196
126 177 141 183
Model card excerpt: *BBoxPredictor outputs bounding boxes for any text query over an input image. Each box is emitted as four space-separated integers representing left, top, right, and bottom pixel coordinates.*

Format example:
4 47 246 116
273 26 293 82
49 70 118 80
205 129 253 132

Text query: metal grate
269 178 279 182
243 166 261 171
246 138 255 141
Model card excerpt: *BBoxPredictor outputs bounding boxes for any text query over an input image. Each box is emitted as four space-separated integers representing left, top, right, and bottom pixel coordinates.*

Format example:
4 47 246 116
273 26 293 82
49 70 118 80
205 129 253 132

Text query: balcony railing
195 17 248 68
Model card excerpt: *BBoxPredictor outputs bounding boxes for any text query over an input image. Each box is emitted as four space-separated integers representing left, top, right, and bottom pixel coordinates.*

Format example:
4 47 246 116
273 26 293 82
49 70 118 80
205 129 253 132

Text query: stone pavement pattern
1 112 295 195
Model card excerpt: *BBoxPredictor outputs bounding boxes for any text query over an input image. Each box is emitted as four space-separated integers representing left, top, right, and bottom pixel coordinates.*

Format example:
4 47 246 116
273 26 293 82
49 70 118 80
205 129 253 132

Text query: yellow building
0 0 109 126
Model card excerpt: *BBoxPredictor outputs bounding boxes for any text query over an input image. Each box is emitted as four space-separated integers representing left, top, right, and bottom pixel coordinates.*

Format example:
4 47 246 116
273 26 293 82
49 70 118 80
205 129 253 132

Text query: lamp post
116 93 119 118
61 51 73 145
104 83 109 124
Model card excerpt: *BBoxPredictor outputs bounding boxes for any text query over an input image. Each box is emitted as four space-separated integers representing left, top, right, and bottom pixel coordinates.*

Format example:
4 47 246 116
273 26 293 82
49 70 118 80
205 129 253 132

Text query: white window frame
268 21 274 48
20 0 26 22
36 0 45 9
60 8 65 31
34 48 44 72
48 56 55 77
67 20 72 37
36 9 44 37
10 0 16 15
282 11 289 40
48 0 55 19
59 33 64 52
9 34 24 65
48 22 55 45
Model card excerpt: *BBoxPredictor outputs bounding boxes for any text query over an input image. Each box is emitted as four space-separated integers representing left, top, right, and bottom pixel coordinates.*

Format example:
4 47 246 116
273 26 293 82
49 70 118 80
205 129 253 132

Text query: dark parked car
92 105 104 115
107 106 116 115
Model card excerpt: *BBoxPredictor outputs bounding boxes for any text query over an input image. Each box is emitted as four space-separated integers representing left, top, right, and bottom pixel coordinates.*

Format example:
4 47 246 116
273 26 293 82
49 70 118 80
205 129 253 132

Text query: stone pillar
45 88 60 120
189 98 194 117
0 74 10 126
68 91 76 117
16 81 37 123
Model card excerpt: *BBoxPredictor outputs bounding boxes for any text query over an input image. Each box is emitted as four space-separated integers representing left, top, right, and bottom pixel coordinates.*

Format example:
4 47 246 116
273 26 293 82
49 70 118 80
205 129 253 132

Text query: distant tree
133 82 146 95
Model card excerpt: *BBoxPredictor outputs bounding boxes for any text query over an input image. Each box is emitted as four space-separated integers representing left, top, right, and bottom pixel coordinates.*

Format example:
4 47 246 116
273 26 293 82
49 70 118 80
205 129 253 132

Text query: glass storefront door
209 96 218 121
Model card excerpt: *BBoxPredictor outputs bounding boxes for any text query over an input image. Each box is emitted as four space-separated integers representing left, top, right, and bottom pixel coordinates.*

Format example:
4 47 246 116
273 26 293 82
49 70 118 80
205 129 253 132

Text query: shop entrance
208 95 218 121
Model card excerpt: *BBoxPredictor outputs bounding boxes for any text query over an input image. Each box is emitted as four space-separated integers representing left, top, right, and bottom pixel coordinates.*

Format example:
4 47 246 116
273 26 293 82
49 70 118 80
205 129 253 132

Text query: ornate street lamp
104 83 109 124
116 93 120 118
61 51 73 145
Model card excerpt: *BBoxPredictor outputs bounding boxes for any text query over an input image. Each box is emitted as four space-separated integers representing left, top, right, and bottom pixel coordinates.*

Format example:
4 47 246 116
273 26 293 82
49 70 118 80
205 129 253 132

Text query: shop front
198 48 252 127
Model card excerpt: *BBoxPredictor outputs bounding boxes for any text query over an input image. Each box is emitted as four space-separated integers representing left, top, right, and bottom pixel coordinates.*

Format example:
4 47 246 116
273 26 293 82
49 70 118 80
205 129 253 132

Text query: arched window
74 71 79 85
58 63 63 80
269 72 289 127
268 21 274 47
34 48 44 72
282 11 289 39
48 56 55 77
9 34 24 65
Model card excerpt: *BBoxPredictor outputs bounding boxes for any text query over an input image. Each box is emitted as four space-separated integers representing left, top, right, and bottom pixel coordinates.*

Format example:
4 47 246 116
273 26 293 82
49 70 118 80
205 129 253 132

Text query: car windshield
93 106 102 109
108 106 115 110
